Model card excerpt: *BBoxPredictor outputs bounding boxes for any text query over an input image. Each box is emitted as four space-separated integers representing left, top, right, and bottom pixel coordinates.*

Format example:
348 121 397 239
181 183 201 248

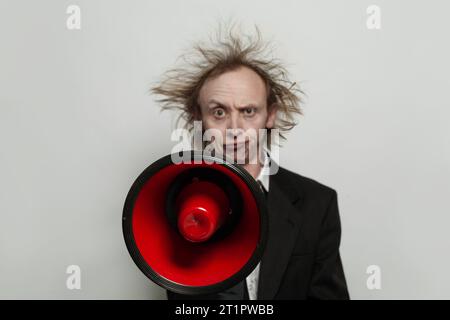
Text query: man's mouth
223 142 246 150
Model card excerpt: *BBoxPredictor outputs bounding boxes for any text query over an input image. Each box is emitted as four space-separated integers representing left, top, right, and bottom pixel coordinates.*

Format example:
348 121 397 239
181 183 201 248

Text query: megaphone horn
122 151 268 295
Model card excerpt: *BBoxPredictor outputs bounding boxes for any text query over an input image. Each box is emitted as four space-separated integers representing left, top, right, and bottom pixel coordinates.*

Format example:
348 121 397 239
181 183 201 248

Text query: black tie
258 181 268 198
243 280 250 300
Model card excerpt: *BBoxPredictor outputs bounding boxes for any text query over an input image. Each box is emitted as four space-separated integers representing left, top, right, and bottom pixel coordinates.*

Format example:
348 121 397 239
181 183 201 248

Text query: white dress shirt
245 149 270 300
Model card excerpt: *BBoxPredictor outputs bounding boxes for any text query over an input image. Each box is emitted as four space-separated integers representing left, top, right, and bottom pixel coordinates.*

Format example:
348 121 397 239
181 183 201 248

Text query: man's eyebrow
238 103 259 108
207 99 229 109
207 99 260 108
207 99 225 106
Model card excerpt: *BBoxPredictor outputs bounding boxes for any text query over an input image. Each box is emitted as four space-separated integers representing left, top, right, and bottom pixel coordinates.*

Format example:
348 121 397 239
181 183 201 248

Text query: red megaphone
122 151 268 295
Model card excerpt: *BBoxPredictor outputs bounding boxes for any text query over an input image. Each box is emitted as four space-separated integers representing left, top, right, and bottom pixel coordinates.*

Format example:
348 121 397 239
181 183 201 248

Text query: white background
1 0 449 299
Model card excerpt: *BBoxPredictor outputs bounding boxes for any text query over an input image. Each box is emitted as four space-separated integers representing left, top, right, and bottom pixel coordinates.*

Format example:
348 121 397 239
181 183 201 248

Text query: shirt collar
256 147 270 192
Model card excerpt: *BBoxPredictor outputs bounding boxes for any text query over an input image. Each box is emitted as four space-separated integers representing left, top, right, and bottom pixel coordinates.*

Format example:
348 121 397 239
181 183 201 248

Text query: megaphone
122 151 268 295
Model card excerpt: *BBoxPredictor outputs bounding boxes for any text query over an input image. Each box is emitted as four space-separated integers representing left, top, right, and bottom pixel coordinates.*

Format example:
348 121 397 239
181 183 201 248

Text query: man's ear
265 102 278 129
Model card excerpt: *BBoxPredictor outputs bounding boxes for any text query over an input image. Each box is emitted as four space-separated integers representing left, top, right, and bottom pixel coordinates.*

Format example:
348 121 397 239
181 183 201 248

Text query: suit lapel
257 170 304 299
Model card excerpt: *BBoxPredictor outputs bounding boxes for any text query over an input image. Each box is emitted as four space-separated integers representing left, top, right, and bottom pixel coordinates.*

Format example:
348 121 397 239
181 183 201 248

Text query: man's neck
242 147 266 180
243 162 263 180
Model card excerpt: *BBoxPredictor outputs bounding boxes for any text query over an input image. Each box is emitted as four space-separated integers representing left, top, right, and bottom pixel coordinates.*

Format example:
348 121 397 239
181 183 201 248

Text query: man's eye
213 108 226 118
243 108 256 116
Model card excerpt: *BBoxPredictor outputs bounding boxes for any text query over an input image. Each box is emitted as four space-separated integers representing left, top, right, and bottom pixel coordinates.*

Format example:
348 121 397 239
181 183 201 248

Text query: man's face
197 66 276 163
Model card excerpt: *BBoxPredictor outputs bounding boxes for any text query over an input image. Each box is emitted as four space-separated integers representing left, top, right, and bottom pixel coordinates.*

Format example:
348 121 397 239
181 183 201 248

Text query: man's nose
226 113 243 142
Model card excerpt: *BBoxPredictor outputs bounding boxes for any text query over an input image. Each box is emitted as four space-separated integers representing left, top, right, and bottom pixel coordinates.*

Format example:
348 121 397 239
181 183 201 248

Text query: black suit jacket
167 165 350 300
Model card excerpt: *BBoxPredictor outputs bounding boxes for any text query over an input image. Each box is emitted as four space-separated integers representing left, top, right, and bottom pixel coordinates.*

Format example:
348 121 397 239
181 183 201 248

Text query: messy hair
150 22 304 140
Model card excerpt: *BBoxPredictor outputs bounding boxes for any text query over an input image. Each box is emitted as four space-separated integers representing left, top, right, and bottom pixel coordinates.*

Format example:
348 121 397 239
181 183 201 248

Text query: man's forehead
198 68 268 106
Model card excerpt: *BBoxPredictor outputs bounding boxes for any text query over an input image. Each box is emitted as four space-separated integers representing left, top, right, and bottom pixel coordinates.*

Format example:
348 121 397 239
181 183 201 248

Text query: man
151 25 350 300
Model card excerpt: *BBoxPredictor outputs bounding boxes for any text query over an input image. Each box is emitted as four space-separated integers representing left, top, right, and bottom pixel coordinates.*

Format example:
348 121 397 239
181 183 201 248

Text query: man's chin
223 150 260 166
206 142 260 165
